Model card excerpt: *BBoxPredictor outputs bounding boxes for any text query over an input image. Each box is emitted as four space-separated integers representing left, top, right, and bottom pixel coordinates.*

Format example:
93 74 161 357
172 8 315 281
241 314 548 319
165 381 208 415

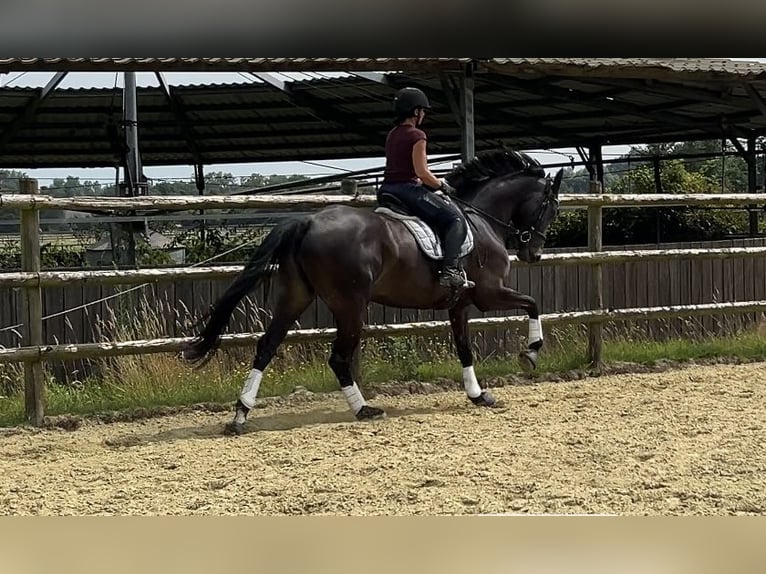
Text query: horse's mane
445 149 546 199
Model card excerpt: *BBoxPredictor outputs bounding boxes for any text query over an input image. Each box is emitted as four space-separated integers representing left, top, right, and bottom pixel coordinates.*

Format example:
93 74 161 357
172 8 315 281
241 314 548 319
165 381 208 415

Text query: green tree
0 169 26 191
240 173 311 189
0 170 27 232
547 152 750 247
150 180 197 196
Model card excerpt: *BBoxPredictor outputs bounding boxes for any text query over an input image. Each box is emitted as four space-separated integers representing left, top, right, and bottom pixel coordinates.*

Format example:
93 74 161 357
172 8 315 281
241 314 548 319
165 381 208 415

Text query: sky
1 59 765 185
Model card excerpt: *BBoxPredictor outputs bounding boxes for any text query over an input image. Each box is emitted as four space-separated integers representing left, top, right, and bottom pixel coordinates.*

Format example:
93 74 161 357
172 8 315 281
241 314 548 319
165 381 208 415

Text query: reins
449 176 557 248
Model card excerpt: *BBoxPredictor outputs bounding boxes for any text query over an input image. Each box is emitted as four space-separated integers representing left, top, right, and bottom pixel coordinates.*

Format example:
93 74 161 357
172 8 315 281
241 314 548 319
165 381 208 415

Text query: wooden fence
3 180 766 424
3 240 766 356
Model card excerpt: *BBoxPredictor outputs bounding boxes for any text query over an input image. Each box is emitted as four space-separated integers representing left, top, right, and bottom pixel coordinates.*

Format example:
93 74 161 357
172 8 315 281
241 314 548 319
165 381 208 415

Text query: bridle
451 175 559 249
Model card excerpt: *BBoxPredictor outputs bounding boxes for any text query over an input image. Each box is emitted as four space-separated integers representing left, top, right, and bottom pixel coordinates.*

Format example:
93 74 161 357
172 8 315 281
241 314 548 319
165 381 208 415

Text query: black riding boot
439 262 474 289
439 218 475 290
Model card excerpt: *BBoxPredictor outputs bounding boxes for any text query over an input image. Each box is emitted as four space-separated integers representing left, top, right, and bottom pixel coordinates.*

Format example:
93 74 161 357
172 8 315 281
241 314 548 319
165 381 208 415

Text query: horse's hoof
224 422 246 436
518 350 538 372
356 405 386 421
469 391 497 408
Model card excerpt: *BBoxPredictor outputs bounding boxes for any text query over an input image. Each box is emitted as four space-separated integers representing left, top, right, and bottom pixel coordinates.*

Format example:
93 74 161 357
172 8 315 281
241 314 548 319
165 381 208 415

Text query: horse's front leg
449 304 496 407
476 286 543 372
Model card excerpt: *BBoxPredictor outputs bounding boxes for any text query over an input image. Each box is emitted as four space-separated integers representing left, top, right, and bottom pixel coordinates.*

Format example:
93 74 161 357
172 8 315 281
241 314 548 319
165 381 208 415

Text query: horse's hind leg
327 303 385 421
227 274 313 435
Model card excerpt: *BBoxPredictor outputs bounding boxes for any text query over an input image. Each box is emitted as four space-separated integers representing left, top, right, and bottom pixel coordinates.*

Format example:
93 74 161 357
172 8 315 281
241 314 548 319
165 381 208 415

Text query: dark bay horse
183 150 563 434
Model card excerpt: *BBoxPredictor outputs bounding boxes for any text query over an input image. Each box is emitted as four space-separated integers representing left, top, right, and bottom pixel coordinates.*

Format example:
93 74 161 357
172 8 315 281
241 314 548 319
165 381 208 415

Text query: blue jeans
377 182 468 268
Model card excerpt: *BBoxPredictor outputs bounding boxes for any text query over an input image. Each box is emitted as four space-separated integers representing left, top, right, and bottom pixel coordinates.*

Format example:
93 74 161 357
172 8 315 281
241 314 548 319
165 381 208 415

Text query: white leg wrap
528 318 543 345
462 366 482 398
238 368 263 409
341 383 367 414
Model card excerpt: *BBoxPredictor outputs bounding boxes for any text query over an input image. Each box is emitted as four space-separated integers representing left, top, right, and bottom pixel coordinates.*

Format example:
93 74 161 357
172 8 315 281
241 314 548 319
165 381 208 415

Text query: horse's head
507 168 562 263
446 149 562 264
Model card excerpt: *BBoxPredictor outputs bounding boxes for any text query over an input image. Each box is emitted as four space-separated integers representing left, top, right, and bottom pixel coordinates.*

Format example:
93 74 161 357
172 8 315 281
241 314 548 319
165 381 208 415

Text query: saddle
374 192 474 261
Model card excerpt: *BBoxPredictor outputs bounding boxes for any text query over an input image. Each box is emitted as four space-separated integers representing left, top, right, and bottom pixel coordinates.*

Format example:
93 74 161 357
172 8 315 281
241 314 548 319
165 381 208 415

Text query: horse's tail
182 216 311 365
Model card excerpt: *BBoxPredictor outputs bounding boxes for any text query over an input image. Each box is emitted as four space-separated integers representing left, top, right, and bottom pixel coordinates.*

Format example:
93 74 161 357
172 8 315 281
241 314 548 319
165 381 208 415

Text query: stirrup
439 267 475 289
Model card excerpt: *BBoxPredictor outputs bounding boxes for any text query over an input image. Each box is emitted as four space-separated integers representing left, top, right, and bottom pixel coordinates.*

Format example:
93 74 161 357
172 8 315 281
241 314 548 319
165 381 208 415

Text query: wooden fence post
587 180 604 369
19 178 45 426
340 178 358 197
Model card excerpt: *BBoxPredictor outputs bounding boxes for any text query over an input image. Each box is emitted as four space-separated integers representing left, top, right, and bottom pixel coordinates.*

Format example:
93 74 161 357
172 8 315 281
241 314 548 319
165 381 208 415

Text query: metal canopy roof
1 58 766 169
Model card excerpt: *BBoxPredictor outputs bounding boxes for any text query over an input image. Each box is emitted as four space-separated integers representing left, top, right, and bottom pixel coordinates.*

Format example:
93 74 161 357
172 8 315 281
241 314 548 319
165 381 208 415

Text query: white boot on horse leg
463 365 496 407
341 381 385 421
519 317 543 372
226 368 263 435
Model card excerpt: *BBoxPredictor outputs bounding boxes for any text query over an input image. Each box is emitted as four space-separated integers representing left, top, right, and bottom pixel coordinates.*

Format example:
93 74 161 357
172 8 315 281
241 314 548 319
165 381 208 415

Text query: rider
378 87 474 290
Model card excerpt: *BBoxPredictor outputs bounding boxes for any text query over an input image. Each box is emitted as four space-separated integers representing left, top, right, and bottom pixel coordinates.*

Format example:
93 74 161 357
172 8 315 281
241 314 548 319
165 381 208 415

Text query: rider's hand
439 178 456 195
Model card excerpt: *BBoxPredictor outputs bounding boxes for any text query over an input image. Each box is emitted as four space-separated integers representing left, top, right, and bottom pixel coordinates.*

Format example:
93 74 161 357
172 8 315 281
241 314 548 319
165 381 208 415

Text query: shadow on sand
101 401 493 448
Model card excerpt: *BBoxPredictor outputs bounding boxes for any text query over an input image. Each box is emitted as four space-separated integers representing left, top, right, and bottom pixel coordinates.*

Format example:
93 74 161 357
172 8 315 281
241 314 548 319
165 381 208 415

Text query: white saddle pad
374 207 474 261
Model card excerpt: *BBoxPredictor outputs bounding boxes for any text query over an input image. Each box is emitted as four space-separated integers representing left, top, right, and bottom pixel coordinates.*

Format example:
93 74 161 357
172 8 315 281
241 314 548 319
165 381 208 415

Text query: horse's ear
552 168 564 196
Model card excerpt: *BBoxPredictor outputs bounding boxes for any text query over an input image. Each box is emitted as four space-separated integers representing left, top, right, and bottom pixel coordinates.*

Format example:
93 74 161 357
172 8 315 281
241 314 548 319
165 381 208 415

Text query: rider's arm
412 140 447 191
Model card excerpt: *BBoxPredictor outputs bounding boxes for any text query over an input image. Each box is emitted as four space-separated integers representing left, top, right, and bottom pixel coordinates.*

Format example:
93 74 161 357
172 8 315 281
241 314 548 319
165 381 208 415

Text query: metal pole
124 71 142 187
195 163 206 247
114 72 145 266
459 63 475 164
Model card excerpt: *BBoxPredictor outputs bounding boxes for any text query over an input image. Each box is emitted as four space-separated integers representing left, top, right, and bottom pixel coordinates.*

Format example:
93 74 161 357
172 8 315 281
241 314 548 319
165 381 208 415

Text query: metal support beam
591 144 604 186
155 72 204 165
459 64 475 163
254 71 287 92
41 71 68 99
350 71 389 84
123 71 143 194
729 135 748 159
742 82 766 118
576 147 593 178
0 71 67 151
194 163 207 246
112 71 145 267
583 76 737 106
252 72 384 144
490 74 748 138
349 71 461 120
438 72 463 129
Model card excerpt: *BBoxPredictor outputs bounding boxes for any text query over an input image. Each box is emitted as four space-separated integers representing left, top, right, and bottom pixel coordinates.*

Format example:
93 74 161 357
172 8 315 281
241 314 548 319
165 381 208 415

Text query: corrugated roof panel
0 57 763 77
2 62 766 168
0 58 471 72
488 58 766 78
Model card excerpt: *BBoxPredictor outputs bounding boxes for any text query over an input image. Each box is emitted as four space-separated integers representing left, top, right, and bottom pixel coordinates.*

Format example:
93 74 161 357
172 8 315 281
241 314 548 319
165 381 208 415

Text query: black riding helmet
394 87 431 118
